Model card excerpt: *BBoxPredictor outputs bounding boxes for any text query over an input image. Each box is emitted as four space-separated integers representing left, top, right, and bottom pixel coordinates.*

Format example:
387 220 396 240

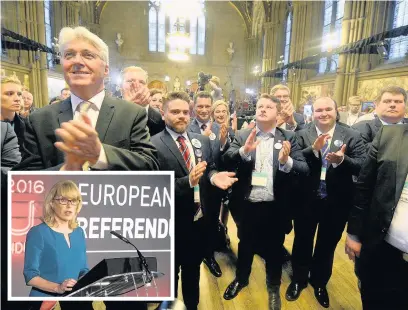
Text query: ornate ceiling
94 0 261 37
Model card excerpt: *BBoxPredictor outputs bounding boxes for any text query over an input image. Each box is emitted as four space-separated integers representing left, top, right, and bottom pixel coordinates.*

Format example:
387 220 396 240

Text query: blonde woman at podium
23 180 92 310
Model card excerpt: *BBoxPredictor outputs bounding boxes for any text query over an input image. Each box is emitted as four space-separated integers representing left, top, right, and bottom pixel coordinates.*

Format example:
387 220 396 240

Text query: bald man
286 97 366 308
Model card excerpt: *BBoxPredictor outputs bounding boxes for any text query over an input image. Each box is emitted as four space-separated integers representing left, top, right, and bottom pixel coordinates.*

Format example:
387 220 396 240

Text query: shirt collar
145 105 149 113
379 117 403 125
255 125 276 137
196 118 211 129
71 90 105 114
315 123 336 138
166 127 189 142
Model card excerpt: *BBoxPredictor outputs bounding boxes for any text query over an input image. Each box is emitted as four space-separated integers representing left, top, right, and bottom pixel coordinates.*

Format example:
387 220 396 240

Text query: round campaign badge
191 138 202 148
274 142 283 150
209 133 216 140
195 149 203 159
334 140 344 148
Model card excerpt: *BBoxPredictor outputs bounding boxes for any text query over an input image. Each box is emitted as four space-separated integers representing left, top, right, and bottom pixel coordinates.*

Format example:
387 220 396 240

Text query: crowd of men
1 26 408 310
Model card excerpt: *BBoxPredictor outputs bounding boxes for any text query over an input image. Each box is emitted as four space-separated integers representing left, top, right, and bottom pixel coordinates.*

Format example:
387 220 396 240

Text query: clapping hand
243 128 260 155
189 161 207 187
55 113 102 169
124 83 150 106
278 141 291 164
312 134 331 151
212 171 238 190
219 123 228 145
203 121 213 137
326 145 346 165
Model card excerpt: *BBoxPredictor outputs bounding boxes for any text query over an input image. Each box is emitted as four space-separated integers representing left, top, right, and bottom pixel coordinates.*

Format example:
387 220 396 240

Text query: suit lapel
272 129 283 180
95 97 115 142
189 119 201 134
161 130 189 175
58 99 74 127
330 125 346 153
374 117 382 133
395 127 408 205
306 124 318 146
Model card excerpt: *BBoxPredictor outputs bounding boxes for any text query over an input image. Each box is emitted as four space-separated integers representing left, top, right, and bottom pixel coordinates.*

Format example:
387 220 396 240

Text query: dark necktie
318 139 329 198
201 124 207 131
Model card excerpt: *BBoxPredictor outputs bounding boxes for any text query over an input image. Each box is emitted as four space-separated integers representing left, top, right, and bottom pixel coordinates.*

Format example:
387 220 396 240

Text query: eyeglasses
54 197 80 206
63 50 102 62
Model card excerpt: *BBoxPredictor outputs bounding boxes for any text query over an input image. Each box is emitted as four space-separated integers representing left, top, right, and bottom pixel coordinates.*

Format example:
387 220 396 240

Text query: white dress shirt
239 127 293 202
385 171 408 253
71 90 108 169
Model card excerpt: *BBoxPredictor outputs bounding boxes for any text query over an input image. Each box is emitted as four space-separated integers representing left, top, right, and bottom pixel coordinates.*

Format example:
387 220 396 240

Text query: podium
67 257 164 297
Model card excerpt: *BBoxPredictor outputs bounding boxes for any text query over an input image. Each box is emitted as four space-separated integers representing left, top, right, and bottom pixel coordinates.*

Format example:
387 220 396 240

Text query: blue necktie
318 139 329 198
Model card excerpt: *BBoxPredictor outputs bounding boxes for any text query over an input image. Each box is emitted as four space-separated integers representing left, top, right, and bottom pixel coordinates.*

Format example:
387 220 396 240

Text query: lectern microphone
110 231 152 280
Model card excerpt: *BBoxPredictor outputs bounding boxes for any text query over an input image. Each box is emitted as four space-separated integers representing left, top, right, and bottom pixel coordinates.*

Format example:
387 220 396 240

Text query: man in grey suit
188 91 229 278
13 27 156 310
16 27 158 174
346 124 408 310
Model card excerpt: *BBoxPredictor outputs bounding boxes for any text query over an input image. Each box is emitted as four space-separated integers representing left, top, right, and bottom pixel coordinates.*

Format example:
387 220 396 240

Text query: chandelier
167 18 191 61
152 0 205 62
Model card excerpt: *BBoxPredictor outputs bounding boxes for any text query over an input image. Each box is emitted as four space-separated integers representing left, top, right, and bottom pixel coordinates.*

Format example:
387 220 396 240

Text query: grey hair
58 26 109 65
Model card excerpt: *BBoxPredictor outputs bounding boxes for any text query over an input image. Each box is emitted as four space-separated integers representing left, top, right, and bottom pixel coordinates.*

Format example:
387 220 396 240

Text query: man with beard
151 91 238 310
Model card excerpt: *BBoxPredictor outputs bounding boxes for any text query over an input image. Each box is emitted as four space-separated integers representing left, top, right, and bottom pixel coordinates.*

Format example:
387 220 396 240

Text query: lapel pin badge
334 140 344 148
209 132 216 141
191 138 202 148
274 142 283 150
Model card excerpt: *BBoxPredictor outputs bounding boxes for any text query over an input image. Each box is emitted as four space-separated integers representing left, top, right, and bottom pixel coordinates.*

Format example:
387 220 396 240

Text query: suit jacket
352 117 408 151
348 125 408 248
151 130 217 235
223 127 309 228
1 122 21 210
14 96 159 171
296 124 366 210
293 112 306 131
1 122 21 179
147 106 165 137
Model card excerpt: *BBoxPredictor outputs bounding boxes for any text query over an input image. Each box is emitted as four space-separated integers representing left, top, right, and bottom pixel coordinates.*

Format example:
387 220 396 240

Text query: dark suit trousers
359 241 408 310
291 197 348 287
204 193 223 257
175 218 206 309
236 201 285 285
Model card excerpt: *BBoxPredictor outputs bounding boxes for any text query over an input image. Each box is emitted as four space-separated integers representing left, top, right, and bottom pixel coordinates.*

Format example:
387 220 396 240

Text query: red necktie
177 136 192 171
177 136 202 219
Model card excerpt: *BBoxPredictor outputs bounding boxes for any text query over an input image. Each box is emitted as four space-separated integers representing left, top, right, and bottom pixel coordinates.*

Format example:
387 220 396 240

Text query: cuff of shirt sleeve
279 156 293 173
90 145 108 170
313 149 319 158
332 155 344 168
239 146 252 161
